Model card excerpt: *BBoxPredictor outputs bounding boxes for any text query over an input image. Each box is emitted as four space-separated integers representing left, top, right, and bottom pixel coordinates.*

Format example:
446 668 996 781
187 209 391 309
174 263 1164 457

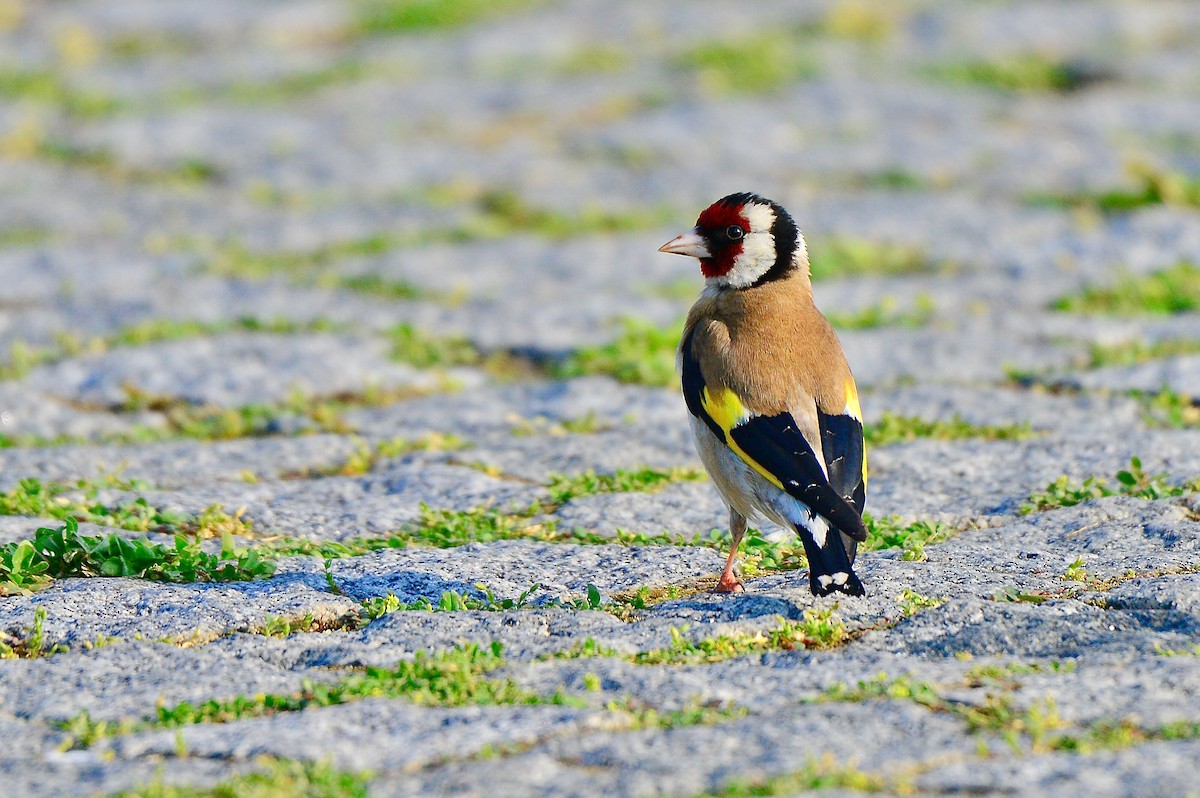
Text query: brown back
684 273 851 416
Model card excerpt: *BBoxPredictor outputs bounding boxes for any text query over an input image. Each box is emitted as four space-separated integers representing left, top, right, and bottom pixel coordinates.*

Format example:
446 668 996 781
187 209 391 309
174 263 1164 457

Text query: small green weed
1054 263 1200 315
64 642 575 749
547 466 706 503
353 0 543 35
826 295 936 330
673 33 816 94
0 475 252 539
1155 642 1200 657
896 589 945 618
289 433 469 478
0 519 273 596
964 661 1075 689
861 515 952 561
1033 162 1200 213
108 758 372 798
547 636 620 660
554 318 682 387
807 238 940 281
926 54 1103 93
1085 338 1200 369
1022 457 1197 513
393 583 543 612
1137 388 1200 429
509 411 607 436
386 323 481 369
991 587 1052 604
865 412 1034 446
1064 556 1089 582
702 754 890 796
360 593 402 622
0 606 62 658
0 67 121 118
0 226 53 248
631 609 850 665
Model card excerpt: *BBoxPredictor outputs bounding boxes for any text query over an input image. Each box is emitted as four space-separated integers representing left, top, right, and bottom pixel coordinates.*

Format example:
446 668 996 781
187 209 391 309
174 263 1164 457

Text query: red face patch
695 200 747 278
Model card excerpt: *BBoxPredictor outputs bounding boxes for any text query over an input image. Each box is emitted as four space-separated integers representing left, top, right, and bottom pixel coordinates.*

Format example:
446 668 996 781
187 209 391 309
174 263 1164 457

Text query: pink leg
714 510 747 594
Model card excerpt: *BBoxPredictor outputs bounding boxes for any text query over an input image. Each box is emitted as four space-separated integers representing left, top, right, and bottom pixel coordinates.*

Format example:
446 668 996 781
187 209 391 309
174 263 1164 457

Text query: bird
659 192 868 597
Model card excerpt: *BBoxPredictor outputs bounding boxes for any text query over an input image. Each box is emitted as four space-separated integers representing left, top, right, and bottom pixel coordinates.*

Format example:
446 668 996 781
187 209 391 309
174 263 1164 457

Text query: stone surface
2 1 1200 796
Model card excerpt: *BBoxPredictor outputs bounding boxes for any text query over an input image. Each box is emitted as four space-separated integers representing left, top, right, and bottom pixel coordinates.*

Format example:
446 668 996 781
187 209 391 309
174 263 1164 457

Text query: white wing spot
817 575 834 588
832 572 849 586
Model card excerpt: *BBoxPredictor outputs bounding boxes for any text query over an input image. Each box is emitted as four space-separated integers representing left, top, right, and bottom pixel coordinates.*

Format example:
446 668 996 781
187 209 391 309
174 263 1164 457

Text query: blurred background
2 0 1200 440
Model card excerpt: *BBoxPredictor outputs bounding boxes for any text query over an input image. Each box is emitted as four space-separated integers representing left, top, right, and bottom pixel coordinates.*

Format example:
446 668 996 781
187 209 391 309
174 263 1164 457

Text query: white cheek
720 232 776 289
742 203 774 231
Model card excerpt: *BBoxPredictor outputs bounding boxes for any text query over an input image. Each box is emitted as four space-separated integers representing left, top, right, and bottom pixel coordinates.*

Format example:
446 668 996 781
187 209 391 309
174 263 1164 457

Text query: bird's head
658 192 806 290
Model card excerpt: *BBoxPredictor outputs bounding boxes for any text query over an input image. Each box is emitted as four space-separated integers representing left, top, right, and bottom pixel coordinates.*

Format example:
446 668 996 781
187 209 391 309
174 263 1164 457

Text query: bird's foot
713 572 745 594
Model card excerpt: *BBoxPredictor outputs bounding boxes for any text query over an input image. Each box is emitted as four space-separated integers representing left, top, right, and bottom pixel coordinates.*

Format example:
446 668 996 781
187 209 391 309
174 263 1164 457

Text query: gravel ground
2 1 1200 796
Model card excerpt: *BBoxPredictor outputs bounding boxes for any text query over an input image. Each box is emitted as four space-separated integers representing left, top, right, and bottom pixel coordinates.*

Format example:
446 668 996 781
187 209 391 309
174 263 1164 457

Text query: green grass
807 238 941 281
554 318 682 387
385 323 481 368
546 466 706 504
269 504 951 589
109 759 371 798
0 316 336 382
631 610 851 665
0 67 122 118
853 168 927 191
818 0 896 41
387 583 545 613
817 671 1200 756
673 32 817 94
826 295 936 329
0 475 255 537
62 642 575 749
1054 263 1200 315
0 225 53 248
285 433 470 478
34 139 221 186
1084 338 1200 369
1031 162 1200 213
1022 457 1197 514
554 45 630 76
0 518 273 596
1136 388 1200 429
469 190 676 239
169 59 373 107
896 589 945 618
861 514 952 562
925 54 1103 93
353 0 543 35
335 273 424 300
199 191 673 290
0 607 62 658
509 411 608 436
699 755 890 796
864 412 1035 446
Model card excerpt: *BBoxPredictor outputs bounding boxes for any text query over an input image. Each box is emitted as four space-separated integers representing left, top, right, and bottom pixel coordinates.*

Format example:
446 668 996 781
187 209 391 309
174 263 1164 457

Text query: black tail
796 524 865 597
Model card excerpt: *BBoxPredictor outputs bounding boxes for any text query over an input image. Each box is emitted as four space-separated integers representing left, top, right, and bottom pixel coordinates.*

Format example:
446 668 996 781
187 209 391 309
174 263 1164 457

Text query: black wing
681 328 868 542
818 408 866 514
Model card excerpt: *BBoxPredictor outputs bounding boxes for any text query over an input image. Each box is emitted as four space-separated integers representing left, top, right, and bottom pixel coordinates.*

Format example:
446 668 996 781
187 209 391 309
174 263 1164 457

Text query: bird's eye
726 225 744 240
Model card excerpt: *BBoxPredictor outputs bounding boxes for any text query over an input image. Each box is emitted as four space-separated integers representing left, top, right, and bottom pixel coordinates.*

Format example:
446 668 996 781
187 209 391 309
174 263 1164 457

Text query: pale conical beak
658 229 710 258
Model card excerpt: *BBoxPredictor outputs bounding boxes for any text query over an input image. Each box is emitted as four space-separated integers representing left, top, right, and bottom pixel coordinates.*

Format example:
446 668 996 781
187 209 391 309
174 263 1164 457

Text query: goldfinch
659 193 868 597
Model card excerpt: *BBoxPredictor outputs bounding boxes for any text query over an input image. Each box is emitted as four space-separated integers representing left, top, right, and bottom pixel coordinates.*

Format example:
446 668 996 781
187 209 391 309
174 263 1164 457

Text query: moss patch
109 759 371 798
1054 263 1200 315
925 54 1107 93
673 32 817 95
864 412 1034 446
554 318 682 388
